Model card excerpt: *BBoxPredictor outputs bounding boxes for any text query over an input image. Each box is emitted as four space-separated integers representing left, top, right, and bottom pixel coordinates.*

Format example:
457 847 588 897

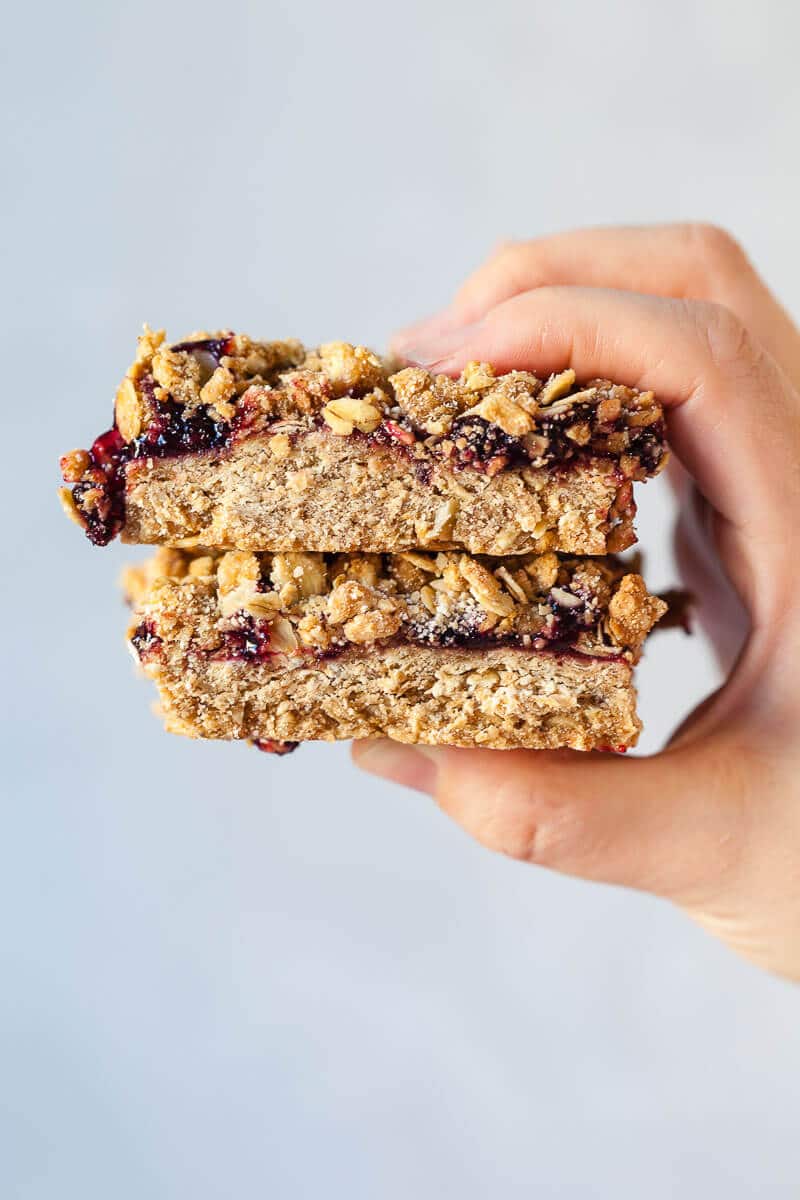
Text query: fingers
352 738 748 907
397 285 800 608
393 224 800 388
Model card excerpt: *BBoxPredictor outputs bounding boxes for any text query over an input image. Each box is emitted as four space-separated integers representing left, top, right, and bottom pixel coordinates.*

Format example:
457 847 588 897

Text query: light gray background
2 1 799 1196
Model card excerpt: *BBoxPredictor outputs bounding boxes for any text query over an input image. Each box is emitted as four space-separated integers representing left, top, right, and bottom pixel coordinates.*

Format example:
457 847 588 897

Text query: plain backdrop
2 1 799 1196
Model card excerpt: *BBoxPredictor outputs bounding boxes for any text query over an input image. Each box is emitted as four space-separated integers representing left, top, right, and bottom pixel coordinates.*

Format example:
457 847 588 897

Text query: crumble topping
124 547 667 663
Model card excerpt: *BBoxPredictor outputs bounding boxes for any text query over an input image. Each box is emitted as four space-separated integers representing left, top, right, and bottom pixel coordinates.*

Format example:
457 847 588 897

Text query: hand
352 224 800 981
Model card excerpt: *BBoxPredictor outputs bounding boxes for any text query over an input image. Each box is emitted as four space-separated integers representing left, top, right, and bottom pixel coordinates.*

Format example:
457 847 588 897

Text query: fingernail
352 739 439 795
393 320 485 368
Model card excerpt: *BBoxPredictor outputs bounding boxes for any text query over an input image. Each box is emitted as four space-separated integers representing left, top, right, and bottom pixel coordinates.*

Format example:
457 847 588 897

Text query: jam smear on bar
405 584 607 655
209 590 616 665
447 415 522 472
253 739 299 756
170 335 236 361
627 423 666 474
130 619 163 660
544 587 596 643
137 397 230 457
68 376 233 546
215 616 275 663
406 606 486 647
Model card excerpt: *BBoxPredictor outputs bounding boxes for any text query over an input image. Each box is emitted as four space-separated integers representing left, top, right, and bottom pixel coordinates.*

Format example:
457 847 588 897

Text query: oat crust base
147 642 640 752
123 431 624 556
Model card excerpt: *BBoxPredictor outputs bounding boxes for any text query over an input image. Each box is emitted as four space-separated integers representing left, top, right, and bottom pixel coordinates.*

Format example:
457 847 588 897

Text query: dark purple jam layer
253 739 299 756
176 600 624 668
369 415 520 476
373 411 665 478
70 392 233 545
407 579 607 648
210 629 625 666
130 619 163 660
65 338 238 545
170 335 235 361
211 619 274 663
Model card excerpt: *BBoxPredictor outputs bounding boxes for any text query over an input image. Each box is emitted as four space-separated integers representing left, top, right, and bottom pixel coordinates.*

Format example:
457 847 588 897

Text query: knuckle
525 804 591 868
487 239 535 282
437 770 594 872
694 301 762 372
456 240 524 307
491 820 538 863
686 222 748 275
463 788 541 862
490 237 522 262
500 783 590 869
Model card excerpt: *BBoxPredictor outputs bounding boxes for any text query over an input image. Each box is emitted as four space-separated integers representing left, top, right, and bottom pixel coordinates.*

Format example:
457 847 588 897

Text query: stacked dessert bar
60 327 670 753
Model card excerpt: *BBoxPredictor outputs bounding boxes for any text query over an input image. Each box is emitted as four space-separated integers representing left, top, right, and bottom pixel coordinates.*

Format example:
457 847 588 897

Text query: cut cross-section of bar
123 546 667 753
60 327 668 555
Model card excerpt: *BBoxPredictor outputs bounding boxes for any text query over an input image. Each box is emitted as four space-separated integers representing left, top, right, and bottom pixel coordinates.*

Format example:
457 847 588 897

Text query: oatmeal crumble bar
123 547 667 752
60 327 668 555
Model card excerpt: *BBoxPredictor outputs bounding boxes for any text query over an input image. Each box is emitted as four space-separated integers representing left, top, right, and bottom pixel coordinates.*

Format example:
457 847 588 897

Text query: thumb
352 738 743 906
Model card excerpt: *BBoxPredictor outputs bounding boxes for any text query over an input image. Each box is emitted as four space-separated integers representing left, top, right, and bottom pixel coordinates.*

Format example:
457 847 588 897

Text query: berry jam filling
207 584 612 667
403 578 608 655
380 420 416 447
447 415 522 472
70 378 233 545
536 403 666 473
69 428 129 545
544 587 597 644
373 406 666 477
406 606 487 648
213 616 275 663
130 620 162 659
627 424 666 474
135 395 230 457
170 335 235 361
369 415 522 475
253 739 299 755
210 622 620 664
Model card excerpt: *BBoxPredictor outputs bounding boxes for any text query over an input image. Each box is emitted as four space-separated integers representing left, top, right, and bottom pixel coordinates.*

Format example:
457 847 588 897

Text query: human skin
351 224 800 982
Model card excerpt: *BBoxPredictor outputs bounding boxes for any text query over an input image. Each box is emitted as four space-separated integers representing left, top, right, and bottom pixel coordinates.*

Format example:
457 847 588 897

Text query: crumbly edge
121 432 635 556
123 546 667 661
87 326 668 460
59 327 669 544
142 640 643 752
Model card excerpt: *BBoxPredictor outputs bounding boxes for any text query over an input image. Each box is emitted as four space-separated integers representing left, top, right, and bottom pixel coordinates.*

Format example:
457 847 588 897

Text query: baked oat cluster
60 325 676 754
92 325 666 462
